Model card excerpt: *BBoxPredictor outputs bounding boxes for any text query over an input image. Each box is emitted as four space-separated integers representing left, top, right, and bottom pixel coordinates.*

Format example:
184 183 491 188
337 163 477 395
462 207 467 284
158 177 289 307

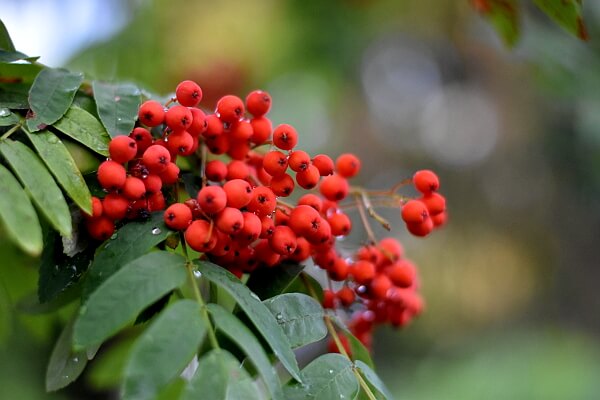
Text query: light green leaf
0 19 16 51
45 316 88 391
53 105 110 156
284 353 359 400
82 212 172 299
473 0 520 47
26 68 83 132
0 139 71 236
0 109 19 126
0 164 42 255
73 251 186 349
93 81 140 138
331 313 375 370
0 49 38 63
207 303 283 400
195 260 302 382
24 128 92 214
355 360 393 400
264 293 327 348
534 0 588 40
122 299 207 400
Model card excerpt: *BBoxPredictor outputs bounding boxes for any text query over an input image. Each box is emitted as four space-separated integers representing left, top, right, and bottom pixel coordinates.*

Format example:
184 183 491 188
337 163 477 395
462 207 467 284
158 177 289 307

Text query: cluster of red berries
83 79 447 351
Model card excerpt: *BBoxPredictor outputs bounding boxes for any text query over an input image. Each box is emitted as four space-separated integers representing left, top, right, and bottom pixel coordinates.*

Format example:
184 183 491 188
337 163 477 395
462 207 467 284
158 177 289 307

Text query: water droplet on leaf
0 108 10 117
276 313 283 321
151 227 161 235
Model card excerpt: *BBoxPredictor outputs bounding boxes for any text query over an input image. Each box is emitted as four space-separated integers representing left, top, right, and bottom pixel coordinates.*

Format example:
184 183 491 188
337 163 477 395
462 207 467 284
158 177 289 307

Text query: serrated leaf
0 109 19 126
53 105 110 156
284 353 359 400
0 164 41 255
534 0 588 40
246 262 304 300
45 316 88 391
73 251 187 349
0 19 16 51
0 139 71 236
195 260 302 382
355 360 393 400
24 128 92 214
207 303 284 400
472 0 520 47
264 293 327 349
93 81 140 138
82 212 172 299
122 299 207 400
331 314 375 370
26 68 83 132
182 349 260 400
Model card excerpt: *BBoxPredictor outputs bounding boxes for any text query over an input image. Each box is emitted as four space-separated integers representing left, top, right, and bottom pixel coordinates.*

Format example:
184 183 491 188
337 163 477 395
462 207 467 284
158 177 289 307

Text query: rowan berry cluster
83 79 447 350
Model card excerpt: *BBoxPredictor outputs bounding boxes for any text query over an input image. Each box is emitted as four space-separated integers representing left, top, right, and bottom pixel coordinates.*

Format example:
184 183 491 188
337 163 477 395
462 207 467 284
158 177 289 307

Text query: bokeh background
2 0 600 398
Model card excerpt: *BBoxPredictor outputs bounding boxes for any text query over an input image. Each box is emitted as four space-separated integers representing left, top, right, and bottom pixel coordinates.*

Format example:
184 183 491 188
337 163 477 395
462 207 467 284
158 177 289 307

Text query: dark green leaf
473 0 520 47
0 82 33 108
182 349 261 400
17 284 80 315
87 334 138 390
0 278 11 345
122 299 207 400
355 360 393 400
207 303 283 400
53 105 110 156
73 251 187 349
0 139 72 236
284 353 358 400
246 262 304 300
134 292 172 324
92 81 140 138
264 293 327 348
82 212 172 299
331 314 375 370
290 272 324 303
0 49 38 63
534 0 588 40
0 108 19 126
25 128 92 214
26 68 84 132
181 172 200 199
46 316 88 391
195 260 302 382
0 19 16 51
0 164 41 255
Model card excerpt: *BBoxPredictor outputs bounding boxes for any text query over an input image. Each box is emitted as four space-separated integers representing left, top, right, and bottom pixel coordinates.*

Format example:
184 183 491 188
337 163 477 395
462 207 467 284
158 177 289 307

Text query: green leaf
195 260 302 382
122 299 207 400
182 349 260 400
355 360 393 400
0 108 19 126
0 19 16 51
24 128 92 214
82 212 172 299
534 0 588 40
331 314 375 370
45 316 88 391
26 68 84 132
73 251 186 349
53 105 110 156
0 82 33 108
263 293 327 349
0 139 71 237
284 353 359 400
289 272 324 303
246 262 304 300
207 303 284 400
473 0 520 47
0 49 38 63
92 81 140 138
0 164 41 255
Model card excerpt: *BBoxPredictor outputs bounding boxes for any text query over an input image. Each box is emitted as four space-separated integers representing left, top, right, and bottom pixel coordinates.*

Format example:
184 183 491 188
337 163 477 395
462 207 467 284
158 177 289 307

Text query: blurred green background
2 0 600 398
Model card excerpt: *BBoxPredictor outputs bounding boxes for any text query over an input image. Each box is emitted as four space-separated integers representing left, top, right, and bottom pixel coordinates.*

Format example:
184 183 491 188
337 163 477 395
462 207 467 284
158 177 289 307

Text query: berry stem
200 140 208 187
0 123 22 140
360 191 391 231
354 193 377 244
164 97 176 108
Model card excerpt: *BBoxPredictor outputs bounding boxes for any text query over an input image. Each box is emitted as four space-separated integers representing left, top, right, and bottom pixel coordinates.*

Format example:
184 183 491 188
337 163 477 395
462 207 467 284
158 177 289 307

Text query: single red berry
216 95 245 123
138 100 165 127
432 211 447 227
205 134 229 154
259 215 275 239
337 287 356 307
328 257 349 281
225 137 250 161
272 124 298 150
413 170 440 193
109 136 137 164
263 150 288 177
143 174 162 195
185 220 217 252
401 200 429 224
197 185 227 214
351 260 376 284
142 145 171 174
250 116 272 145
270 173 295 197
420 192 446 216
269 225 297 255
297 193 323 212
290 236 311 262
203 114 224 139
164 203 193 230
165 105 193 132
370 274 392 300
86 216 115 241
84 196 103 219
319 174 349 201
122 176 146 200
130 127 153 155
147 191 166 212
378 237 404 262
175 80 203 107
288 205 320 236
328 334 351 355
312 154 334 176
226 160 250 180
296 164 320 189
328 212 352 236
230 120 254 141
205 160 227 182
253 239 281 267
188 108 207 137
102 193 130 220
323 289 336 309
167 131 194 156
406 218 434 237
238 212 262 243
288 150 311 172
223 179 253 209
335 153 361 178
247 186 277 217
386 260 415 288
246 90 272 116
216 207 245 235
97 160 127 191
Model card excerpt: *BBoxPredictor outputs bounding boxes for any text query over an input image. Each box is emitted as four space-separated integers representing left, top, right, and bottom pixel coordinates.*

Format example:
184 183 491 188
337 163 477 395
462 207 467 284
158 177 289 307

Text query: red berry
165 105 193 132
269 225 297 255
351 260 376 284
197 185 227 214
297 193 323 212
138 100 165 127
401 200 429 224
370 275 392 300
185 220 217 252
247 186 277 217
328 212 352 236
288 150 311 172
158 162 180 185
406 218 434 237
259 215 275 238
270 173 295 197
164 203 193 230
312 154 334 176
167 131 194 156
223 179 253 209
337 287 356 307
130 127 153 155
386 260 415 288
432 211 447 227
216 207 244 235
263 150 288 177
323 289 335 309
290 236 311 262
272 124 298 150
319 174 349 201
226 160 250 180
413 170 440 193
142 145 171 174
328 257 349 281
86 217 115 241
122 176 146 200
175 80 203 107
239 212 262 242
246 90 271 116
109 136 137 164
205 134 229 154
205 160 227 182
143 174 162 195
296 164 320 189
147 191 166 212
203 114 224 139
85 196 103 219
335 153 361 178
250 117 272 145
216 95 245 123
378 237 404 262
102 193 130 220
230 120 254 141
97 160 127 191
420 192 446 216
188 108 207 137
